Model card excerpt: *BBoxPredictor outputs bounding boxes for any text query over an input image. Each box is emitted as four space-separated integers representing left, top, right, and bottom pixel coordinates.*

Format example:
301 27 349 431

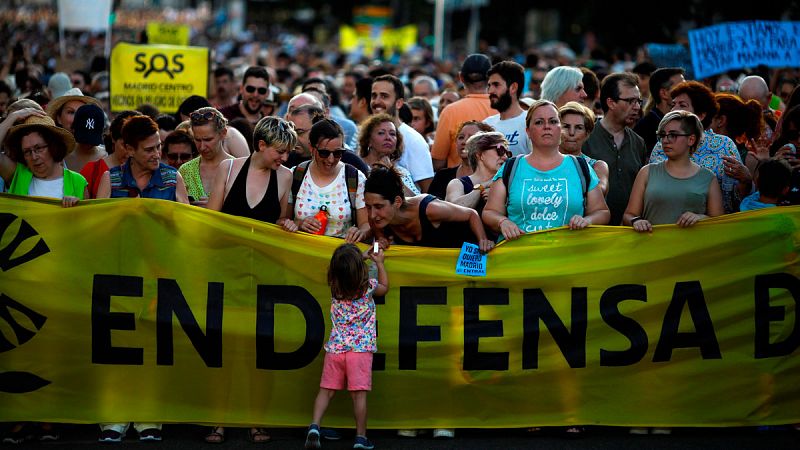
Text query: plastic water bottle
312 205 329 235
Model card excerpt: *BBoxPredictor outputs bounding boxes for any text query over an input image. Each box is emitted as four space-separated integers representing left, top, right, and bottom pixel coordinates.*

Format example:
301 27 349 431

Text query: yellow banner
339 25 418 57
110 43 208 114
146 22 191 46
1 194 798 428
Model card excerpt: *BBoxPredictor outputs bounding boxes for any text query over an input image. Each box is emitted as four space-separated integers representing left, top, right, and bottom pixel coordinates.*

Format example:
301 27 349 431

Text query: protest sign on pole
146 22 191 46
689 21 800 80
57 0 112 59
110 43 209 114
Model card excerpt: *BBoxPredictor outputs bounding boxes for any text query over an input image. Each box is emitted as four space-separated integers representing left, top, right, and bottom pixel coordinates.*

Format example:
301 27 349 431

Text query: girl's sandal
249 427 271 443
204 426 225 444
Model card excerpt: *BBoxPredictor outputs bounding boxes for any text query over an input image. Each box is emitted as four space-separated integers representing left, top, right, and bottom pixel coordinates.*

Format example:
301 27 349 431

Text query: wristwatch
473 184 484 193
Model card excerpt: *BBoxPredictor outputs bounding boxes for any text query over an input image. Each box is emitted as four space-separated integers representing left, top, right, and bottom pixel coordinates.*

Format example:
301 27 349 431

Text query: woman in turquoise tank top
623 110 724 231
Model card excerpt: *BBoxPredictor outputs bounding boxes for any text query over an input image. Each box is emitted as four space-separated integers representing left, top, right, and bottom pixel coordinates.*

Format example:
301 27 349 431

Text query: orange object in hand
312 205 329 235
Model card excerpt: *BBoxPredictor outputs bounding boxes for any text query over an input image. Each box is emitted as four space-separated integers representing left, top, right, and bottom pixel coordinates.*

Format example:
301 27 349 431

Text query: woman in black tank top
207 117 298 226
364 166 494 253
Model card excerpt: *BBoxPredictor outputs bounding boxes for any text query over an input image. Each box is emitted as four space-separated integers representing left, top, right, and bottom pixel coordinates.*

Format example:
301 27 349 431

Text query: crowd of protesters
2 4 800 447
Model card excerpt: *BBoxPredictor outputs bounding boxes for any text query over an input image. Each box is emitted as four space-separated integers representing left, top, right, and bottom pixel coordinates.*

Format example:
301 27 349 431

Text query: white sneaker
629 427 649 435
433 428 454 439
397 429 418 438
651 427 672 435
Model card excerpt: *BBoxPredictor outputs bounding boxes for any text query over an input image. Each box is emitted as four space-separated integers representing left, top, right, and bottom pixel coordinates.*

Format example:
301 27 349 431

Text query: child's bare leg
312 388 336 425
350 390 368 436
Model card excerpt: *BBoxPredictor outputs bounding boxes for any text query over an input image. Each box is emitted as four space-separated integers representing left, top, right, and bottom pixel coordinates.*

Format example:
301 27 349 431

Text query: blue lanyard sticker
455 242 486 277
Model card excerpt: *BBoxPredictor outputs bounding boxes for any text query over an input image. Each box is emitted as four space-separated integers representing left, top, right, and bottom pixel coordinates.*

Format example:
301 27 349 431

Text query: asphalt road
4 424 798 449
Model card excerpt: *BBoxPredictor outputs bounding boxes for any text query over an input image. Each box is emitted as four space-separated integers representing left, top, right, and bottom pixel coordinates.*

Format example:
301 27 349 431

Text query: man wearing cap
47 87 102 133
219 66 270 125
64 103 107 173
431 53 497 170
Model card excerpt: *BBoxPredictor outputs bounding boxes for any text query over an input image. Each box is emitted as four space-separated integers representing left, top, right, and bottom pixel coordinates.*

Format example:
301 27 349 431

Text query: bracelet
498 217 509 228
630 216 643 225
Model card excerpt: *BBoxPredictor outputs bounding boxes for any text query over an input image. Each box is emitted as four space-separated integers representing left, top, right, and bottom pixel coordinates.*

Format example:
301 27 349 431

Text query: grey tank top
643 161 714 225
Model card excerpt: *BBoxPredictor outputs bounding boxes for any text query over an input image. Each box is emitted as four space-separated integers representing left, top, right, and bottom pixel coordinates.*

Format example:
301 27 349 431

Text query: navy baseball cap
73 103 105 146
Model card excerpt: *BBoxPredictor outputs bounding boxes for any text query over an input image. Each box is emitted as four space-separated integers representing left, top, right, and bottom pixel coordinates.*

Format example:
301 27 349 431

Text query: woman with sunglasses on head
558 101 609 196
445 131 509 218
180 107 234 207
428 120 494 200
483 100 610 241
624 110 724 233
284 118 371 243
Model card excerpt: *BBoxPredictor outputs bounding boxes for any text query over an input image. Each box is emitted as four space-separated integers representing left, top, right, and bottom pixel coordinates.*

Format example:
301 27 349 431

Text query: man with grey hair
540 66 588 108
738 75 778 140
412 75 439 100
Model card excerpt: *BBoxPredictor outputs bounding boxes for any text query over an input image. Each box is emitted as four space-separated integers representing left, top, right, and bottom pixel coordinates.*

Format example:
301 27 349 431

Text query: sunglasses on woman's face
245 85 268 95
490 143 512 158
316 148 345 159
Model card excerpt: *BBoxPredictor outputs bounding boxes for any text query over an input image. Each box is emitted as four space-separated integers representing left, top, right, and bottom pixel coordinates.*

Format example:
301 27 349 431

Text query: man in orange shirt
431 54 497 170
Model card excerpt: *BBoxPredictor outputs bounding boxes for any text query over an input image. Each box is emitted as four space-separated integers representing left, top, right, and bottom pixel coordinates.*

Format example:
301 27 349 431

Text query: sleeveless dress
221 156 281 223
386 195 476 248
643 161 714 225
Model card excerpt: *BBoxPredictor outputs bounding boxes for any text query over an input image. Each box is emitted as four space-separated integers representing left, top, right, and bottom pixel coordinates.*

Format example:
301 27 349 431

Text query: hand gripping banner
1 194 798 428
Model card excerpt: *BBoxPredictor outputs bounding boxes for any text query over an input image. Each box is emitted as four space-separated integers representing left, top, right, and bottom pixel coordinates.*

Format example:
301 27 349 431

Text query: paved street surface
6 424 798 449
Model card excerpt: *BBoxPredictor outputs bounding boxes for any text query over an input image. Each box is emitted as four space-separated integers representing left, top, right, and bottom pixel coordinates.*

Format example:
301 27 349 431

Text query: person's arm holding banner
482 177 523 241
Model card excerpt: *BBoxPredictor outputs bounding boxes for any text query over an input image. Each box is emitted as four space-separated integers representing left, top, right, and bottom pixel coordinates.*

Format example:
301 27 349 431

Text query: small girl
305 243 388 450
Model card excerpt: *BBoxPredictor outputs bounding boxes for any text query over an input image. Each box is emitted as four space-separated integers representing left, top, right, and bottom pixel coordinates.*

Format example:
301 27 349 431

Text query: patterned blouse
649 129 742 213
324 279 378 354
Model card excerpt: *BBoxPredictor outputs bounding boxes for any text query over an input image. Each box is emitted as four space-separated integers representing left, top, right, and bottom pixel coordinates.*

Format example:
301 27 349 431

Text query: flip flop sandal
204 426 225 444
249 427 271 443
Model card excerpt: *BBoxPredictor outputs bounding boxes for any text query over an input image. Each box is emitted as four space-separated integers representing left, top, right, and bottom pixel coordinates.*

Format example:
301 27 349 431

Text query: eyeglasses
316 148 345 159
190 111 216 124
616 97 643 106
167 152 193 161
245 85 268 95
656 132 692 142
489 143 512 158
22 143 48 158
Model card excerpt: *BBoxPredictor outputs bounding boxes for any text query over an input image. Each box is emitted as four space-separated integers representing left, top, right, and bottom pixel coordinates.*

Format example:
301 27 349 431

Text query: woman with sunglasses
179 107 234 207
445 131 509 218
623 110 724 233
358 113 420 196
558 101 609 196
483 100 610 241
284 118 371 243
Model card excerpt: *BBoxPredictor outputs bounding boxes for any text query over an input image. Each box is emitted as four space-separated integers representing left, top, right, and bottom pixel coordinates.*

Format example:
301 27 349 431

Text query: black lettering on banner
172 54 184 73
399 287 445 370
372 294 385 371
255 285 324 370
522 288 587 369
463 288 509 370
754 273 800 358
653 281 721 362
91 274 144 365
156 279 223 367
0 294 47 352
600 284 649 366
134 53 147 73
0 213 50 272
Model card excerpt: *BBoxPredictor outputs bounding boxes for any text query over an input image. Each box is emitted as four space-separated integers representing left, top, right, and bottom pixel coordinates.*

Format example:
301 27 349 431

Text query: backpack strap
568 154 591 212
290 160 312 204
343 163 359 224
502 154 522 207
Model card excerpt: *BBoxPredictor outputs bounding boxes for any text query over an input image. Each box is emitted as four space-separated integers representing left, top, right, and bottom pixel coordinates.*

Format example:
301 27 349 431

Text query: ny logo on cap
86 118 95 130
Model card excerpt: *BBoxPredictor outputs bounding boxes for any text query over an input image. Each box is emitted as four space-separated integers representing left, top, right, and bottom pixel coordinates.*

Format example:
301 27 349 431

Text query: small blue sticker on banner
455 242 486 277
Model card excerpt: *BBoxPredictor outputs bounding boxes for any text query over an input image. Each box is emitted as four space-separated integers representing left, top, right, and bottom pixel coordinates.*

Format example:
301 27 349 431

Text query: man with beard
371 74 434 192
210 66 238 109
483 61 531 156
583 72 647 225
219 66 269 125
431 53 497 170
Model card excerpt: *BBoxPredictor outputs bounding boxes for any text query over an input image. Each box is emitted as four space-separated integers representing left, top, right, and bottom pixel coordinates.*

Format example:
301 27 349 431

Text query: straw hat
5 115 77 162
46 87 101 124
